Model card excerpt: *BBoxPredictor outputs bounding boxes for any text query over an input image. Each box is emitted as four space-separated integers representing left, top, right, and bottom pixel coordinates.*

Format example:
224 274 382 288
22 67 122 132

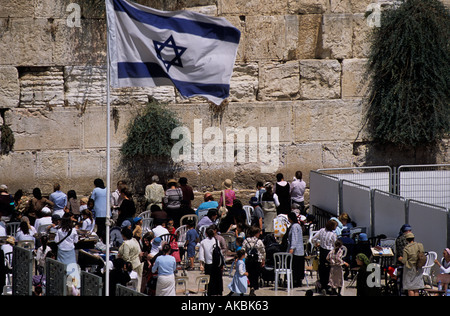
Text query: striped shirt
311 228 337 251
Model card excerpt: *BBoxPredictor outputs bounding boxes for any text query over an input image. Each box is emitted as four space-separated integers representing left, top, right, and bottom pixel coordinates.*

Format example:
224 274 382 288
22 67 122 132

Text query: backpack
246 240 259 264
416 246 427 269
212 238 224 268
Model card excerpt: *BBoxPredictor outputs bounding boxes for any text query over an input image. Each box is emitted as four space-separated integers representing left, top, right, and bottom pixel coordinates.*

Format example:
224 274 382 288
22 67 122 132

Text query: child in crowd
227 249 248 296
327 239 349 296
185 220 199 270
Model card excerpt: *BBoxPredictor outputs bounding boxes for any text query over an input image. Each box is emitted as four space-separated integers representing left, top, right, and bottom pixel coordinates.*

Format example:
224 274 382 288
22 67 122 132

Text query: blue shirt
196 201 218 213
152 254 177 276
186 228 199 246
49 191 67 211
91 187 107 218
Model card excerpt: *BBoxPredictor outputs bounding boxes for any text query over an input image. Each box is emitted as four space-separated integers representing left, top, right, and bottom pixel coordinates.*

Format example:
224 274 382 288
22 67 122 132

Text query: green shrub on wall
120 100 181 160
365 0 450 147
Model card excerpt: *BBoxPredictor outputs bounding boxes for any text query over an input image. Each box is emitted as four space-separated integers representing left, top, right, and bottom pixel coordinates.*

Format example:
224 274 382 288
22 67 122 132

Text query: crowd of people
0 171 449 297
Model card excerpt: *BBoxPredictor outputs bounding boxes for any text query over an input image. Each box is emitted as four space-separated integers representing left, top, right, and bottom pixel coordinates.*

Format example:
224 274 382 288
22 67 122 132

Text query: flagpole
105 0 112 296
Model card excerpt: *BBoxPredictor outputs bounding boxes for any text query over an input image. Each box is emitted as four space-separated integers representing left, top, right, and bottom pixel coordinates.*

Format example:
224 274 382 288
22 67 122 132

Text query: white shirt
81 218 94 232
34 216 52 232
198 237 217 265
54 227 79 251
152 225 169 238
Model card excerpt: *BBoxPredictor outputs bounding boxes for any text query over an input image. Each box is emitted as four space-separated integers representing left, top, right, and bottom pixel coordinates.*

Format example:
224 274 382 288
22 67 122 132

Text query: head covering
204 192 212 201
445 248 450 256
167 179 177 186
133 217 142 224
401 224 412 233
41 206 52 215
341 228 351 237
223 179 232 189
405 232 414 239
0 184 7 192
359 233 368 241
121 220 132 228
356 253 370 266
249 196 259 206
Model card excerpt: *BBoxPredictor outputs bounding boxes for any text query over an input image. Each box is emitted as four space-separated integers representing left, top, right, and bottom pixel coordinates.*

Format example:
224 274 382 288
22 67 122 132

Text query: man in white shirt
152 219 169 238
290 171 306 214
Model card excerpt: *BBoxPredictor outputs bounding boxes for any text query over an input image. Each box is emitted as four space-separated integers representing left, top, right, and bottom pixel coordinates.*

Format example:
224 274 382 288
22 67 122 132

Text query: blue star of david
153 35 187 72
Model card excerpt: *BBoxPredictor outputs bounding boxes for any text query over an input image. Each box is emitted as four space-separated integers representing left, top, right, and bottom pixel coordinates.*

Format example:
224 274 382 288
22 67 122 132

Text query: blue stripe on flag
118 62 230 99
113 0 240 44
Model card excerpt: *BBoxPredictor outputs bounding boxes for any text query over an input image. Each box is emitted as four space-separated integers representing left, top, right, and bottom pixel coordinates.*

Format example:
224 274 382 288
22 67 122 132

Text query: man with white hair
34 206 53 233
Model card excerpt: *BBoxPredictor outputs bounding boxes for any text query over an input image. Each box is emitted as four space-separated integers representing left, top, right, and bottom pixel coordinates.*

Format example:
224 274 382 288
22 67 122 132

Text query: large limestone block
245 15 297 61
352 13 371 58
297 14 322 59
82 106 140 149
218 0 288 15
0 0 34 18
0 66 20 108
292 99 363 142
34 0 105 19
9 108 81 151
258 61 300 101
288 0 328 14
321 141 355 168
319 13 353 59
0 18 53 66
342 58 369 98
52 18 106 66
299 59 341 100
282 142 324 183
35 151 70 191
229 63 258 102
0 151 37 192
19 67 65 108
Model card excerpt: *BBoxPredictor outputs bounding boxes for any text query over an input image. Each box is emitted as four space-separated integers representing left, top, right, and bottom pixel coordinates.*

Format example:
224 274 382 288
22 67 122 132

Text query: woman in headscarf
355 253 381 296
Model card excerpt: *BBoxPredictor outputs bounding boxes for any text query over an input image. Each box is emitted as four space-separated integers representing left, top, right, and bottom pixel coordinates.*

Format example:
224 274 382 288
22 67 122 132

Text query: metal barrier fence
310 166 450 251
397 164 450 209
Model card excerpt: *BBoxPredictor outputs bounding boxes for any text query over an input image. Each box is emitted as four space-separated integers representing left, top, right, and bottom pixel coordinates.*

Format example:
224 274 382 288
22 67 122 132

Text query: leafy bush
120 100 181 159
365 0 450 147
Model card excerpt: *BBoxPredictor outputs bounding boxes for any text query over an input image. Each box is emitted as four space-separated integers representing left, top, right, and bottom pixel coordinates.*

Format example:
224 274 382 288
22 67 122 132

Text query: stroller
260 234 283 286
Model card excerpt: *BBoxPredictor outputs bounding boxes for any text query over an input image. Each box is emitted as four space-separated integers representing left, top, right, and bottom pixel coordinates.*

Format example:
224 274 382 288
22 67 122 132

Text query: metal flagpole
105 1 112 295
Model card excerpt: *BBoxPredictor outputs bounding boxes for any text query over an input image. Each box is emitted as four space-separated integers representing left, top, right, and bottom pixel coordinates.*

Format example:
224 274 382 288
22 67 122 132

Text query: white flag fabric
106 0 241 105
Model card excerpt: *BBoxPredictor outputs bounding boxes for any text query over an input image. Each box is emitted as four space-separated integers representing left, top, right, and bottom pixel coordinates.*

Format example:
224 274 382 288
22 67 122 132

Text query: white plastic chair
175 225 188 248
273 252 293 292
142 218 154 233
423 251 437 287
6 222 19 237
180 214 198 227
196 209 210 221
243 205 254 226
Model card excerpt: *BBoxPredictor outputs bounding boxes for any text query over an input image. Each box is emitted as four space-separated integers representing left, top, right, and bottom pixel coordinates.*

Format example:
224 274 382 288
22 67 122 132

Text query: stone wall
0 0 448 205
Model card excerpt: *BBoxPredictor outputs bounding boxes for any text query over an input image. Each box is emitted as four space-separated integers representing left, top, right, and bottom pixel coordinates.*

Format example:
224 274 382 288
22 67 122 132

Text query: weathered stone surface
0 0 34 18
297 14 322 59
258 61 300 101
352 13 371 58
0 66 20 108
319 13 353 59
9 108 81 151
0 151 37 191
299 59 341 100
288 0 328 14
0 18 53 66
229 63 258 102
292 99 364 142
19 67 65 108
218 0 288 15
245 15 295 61
342 58 369 98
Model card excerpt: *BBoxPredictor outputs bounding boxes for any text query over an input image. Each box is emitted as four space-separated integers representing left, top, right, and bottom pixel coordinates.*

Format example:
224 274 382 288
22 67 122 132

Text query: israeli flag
106 0 241 105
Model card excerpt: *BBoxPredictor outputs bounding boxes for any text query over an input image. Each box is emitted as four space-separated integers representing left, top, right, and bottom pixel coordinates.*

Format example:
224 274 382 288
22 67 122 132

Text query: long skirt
156 274 176 296
402 266 424 290
57 248 80 288
204 263 223 296
328 265 344 289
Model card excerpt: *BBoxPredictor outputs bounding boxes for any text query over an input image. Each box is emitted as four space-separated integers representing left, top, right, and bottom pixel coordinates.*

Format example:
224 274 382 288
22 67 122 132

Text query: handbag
219 190 228 219
48 229 72 255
